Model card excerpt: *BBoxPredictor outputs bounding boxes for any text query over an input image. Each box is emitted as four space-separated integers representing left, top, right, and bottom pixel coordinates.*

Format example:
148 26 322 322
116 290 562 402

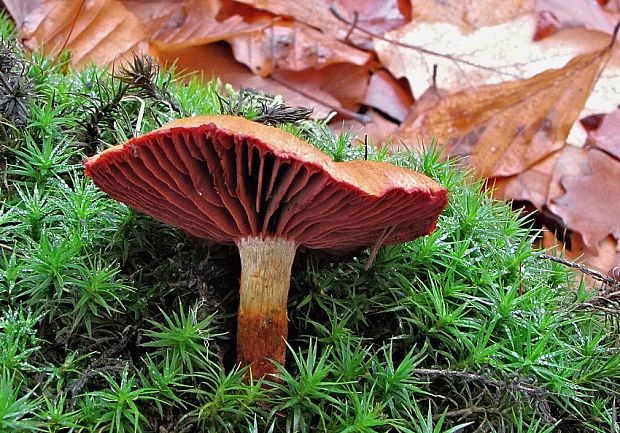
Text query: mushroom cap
85 115 448 251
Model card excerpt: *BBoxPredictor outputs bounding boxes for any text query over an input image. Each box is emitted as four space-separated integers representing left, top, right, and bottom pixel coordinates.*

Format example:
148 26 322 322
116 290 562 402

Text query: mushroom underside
88 125 445 251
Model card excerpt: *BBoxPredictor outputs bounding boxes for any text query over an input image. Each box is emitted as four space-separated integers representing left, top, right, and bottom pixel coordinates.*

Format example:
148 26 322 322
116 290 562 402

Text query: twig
609 20 620 49
539 253 620 290
365 226 395 270
68 363 124 408
412 368 548 399
58 0 85 56
343 10 358 43
68 325 138 408
433 405 501 421
543 252 620 316
574 290 620 316
0 242 14 252
612 397 617 433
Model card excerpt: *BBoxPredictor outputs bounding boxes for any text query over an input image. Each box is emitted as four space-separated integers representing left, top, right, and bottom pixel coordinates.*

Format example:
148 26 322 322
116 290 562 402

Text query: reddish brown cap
85 115 448 251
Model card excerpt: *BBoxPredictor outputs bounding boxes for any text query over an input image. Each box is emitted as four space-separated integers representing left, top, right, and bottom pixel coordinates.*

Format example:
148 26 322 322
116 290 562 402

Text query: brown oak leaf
549 149 620 252
586 108 620 159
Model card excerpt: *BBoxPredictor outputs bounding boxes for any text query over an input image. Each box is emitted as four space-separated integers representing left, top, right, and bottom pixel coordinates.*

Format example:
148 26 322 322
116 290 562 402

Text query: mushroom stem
236 236 297 379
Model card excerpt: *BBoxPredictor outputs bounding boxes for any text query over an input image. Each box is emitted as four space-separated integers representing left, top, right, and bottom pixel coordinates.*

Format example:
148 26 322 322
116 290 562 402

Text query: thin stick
412 368 547 398
365 226 396 270
539 253 620 290
343 10 358 43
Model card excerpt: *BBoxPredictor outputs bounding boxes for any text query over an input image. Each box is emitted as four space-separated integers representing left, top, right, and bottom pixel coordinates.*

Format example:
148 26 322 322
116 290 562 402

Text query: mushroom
84 115 448 379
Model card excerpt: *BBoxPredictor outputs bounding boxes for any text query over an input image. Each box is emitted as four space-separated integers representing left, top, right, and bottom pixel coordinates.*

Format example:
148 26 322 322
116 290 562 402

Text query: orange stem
236 237 297 379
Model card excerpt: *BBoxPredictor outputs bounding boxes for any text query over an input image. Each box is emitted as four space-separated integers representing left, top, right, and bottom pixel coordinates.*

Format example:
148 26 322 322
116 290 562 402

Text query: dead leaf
411 0 534 30
586 108 620 158
545 145 592 204
536 0 620 36
270 66 371 121
580 113 607 131
375 14 611 99
533 10 562 40
549 148 620 252
490 148 562 208
234 0 410 49
492 144 590 208
3 0 82 48
317 63 372 112
375 13 620 146
120 1 183 36
4 0 149 66
227 19 371 77
391 46 611 178
490 144 594 253
606 0 620 13
578 44 620 120
579 235 620 281
152 0 269 51
362 69 414 122
331 109 399 146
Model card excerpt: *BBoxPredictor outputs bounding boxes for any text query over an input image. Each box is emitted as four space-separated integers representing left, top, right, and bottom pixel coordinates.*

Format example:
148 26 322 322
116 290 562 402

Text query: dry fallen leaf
411 0 534 30
391 45 611 178
374 12 620 146
493 143 593 209
4 0 149 66
548 149 620 252
536 0 620 36
362 69 414 122
332 109 399 147
375 14 612 99
586 108 620 158
227 19 371 77
546 145 593 206
152 0 269 51
317 62 372 112
494 143 620 267
577 47 620 139
120 1 183 36
490 143 594 256
234 0 410 49
490 147 564 209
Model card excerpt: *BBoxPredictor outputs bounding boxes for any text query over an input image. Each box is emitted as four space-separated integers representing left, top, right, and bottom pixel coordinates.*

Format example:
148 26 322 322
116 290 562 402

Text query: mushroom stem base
237 237 297 380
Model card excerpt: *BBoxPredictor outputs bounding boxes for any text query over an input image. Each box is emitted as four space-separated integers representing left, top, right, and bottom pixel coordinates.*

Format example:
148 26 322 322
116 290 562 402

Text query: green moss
0 11 618 433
